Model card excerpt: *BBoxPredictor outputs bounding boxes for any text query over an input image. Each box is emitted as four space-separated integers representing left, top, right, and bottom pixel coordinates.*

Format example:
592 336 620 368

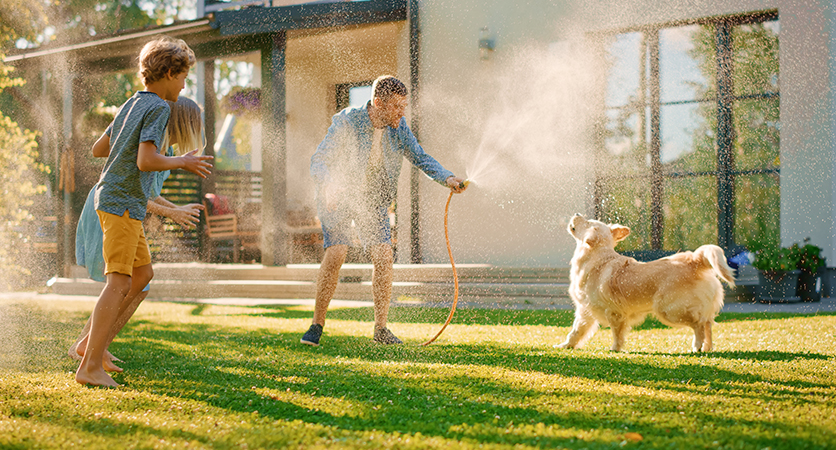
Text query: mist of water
417 37 598 266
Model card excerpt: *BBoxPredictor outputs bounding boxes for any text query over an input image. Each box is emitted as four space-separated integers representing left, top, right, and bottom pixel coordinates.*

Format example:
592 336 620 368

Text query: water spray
421 179 470 346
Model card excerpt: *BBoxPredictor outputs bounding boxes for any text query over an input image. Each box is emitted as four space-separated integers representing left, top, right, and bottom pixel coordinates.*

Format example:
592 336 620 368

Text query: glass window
605 32 644 108
734 173 780 249
660 103 716 172
602 109 649 176
597 12 779 253
733 20 780 97
663 176 718 250
733 98 780 171
597 176 652 251
659 25 714 103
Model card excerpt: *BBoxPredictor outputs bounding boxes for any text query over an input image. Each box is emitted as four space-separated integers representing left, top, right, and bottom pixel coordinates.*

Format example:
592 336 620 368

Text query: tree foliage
0 1 49 289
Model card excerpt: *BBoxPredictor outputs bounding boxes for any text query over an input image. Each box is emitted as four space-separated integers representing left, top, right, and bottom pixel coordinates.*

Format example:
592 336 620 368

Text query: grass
1 297 835 449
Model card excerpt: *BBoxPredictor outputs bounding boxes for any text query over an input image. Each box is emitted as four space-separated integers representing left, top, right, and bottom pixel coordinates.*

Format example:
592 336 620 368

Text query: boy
75 36 213 387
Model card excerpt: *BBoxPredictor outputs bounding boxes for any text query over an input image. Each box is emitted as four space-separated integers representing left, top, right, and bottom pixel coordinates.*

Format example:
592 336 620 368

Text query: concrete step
55 263 571 303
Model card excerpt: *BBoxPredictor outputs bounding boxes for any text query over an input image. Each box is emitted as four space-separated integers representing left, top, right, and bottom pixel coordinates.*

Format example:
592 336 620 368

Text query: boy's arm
137 143 213 178
92 132 111 157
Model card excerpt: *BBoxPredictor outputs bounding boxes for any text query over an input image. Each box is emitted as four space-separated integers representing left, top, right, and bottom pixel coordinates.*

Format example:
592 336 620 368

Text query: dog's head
567 214 630 250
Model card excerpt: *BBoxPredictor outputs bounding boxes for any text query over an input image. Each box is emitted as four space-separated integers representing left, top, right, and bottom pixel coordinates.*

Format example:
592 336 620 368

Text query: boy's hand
169 203 203 228
180 149 213 178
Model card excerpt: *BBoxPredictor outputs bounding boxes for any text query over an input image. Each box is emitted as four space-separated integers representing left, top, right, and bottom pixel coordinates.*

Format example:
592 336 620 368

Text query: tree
0 1 50 289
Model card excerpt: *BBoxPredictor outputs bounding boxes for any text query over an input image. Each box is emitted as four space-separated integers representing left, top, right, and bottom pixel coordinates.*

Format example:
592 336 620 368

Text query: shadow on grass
0 300 87 372
98 319 834 448
5 300 835 449
238 305 836 332
250 305 578 327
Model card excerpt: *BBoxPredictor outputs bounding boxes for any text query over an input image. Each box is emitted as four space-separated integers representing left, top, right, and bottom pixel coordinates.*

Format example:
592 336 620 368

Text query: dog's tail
695 245 736 287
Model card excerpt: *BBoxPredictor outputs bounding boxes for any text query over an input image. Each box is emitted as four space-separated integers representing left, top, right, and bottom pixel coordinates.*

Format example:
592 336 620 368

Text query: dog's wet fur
557 214 735 352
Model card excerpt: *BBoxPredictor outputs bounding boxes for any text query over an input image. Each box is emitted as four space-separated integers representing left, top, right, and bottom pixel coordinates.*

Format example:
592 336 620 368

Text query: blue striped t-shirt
94 91 170 220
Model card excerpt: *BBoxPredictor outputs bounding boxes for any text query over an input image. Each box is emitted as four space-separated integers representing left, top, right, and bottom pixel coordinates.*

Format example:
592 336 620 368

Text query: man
303 75 467 346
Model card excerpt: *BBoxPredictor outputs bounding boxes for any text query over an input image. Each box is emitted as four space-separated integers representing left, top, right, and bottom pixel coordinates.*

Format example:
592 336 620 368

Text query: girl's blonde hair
162 96 205 155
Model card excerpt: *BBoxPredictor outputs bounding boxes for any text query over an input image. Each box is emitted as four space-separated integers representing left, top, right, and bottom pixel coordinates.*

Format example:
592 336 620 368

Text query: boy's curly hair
138 36 196 86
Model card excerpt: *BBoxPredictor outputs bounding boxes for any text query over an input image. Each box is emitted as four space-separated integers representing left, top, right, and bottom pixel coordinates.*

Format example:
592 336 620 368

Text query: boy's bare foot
75 365 120 387
70 342 123 367
68 343 83 361
103 358 123 373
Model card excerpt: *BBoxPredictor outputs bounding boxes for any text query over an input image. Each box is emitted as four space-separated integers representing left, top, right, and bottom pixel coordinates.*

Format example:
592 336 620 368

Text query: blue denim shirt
310 102 454 205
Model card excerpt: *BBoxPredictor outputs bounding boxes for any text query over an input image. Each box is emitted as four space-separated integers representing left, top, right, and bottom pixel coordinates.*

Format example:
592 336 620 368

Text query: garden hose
421 180 469 346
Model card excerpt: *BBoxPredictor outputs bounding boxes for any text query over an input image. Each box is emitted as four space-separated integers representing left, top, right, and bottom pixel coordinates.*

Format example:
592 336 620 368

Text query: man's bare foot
75 365 120 387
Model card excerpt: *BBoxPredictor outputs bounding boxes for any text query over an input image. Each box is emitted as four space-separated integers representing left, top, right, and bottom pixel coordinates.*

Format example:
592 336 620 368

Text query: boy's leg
69 264 150 359
312 244 348 326
68 316 122 367
76 210 150 386
75 272 131 387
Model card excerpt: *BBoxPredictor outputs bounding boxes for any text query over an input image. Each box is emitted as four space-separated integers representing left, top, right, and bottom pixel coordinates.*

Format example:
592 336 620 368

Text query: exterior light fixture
479 27 495 60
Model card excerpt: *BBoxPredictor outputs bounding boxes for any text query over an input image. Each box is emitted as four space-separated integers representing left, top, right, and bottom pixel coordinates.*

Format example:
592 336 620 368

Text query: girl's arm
146 196 204 228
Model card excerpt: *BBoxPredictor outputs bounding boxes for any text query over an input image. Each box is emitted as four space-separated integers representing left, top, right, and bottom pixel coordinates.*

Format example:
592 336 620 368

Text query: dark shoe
373 327 403 345
301 324 323 346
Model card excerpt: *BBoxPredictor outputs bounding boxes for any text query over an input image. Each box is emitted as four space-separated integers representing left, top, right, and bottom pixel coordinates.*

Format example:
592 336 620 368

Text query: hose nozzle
458 179 470 190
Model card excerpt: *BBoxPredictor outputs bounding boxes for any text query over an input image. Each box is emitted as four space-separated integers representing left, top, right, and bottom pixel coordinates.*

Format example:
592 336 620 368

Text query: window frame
593 10 780 257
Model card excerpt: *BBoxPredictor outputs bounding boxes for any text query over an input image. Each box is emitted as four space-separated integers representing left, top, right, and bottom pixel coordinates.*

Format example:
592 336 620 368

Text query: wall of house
415 0 836 266
282 22 406 217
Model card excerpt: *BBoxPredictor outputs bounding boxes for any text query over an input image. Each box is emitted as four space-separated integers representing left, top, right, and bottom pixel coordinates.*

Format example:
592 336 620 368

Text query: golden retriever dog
557 214 735 352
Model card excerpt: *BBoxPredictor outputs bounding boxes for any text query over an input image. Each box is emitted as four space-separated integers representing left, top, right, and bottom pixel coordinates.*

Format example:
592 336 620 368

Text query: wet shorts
97 210 152 276
318 198 392 249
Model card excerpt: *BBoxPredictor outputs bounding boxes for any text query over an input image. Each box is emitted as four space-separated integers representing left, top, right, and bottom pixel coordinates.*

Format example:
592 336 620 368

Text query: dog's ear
583 229 600 248
609 224 631 242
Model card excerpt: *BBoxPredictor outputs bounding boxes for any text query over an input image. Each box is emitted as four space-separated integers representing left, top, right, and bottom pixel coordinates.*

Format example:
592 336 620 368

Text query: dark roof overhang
3 0 407 74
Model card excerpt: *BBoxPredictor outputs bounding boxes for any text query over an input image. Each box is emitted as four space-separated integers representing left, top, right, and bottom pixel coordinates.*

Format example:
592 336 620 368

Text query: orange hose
421 190 458 346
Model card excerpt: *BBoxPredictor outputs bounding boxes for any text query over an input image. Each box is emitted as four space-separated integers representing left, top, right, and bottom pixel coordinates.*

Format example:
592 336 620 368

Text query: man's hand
446 176 468 194
168 203 204 228
180 149 213 178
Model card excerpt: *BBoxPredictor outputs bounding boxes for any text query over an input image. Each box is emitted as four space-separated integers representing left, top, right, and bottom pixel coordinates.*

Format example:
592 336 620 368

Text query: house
5 0 835 272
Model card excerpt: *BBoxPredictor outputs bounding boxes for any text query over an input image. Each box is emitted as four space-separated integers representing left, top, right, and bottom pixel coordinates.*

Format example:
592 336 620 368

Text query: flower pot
756 269 801 303
822 267 836 298
797 269 822 302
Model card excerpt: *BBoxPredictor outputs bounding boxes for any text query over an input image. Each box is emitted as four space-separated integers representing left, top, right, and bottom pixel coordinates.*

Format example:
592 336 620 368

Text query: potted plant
752 244 801 303
793 238 825 302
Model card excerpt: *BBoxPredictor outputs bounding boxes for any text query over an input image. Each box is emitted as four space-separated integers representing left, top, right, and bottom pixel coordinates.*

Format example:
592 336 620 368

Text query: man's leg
302 245 347 346
370 243 401 344
370 243 394 329
312 244 348 326
75 272 131 387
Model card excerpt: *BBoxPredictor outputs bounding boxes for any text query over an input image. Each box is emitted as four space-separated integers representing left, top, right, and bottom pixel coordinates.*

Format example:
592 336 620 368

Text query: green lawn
1 297 834 449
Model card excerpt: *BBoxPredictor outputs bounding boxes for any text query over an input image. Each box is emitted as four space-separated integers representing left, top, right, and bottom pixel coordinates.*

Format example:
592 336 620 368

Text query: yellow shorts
97 210 151 277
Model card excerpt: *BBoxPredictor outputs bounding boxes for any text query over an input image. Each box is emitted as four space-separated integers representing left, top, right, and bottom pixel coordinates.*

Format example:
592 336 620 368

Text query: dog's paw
553 341 573 349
